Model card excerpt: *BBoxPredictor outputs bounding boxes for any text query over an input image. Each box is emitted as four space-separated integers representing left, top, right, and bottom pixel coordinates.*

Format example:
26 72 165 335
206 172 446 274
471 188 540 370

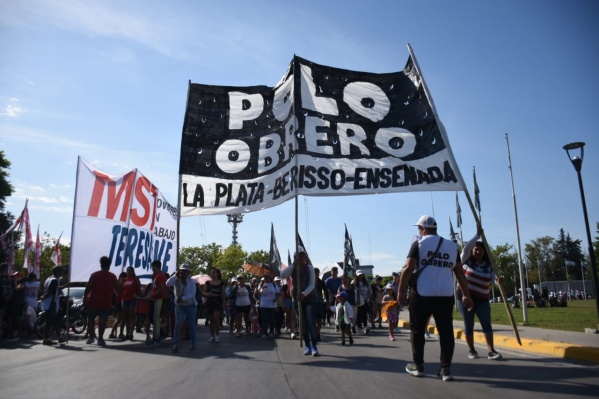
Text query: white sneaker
208 336 215 342
214 336 220 343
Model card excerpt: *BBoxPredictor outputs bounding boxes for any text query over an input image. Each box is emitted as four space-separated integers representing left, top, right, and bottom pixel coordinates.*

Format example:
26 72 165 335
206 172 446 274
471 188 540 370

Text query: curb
397 319 599 365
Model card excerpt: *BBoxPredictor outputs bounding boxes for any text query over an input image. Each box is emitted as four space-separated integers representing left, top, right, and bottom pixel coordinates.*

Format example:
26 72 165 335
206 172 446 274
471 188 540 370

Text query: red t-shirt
121 276 140 301
86 270 117 310
150 272 167 300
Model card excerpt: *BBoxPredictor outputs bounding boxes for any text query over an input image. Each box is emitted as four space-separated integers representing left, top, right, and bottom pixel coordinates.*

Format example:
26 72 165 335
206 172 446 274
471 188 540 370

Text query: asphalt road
2 324 598 399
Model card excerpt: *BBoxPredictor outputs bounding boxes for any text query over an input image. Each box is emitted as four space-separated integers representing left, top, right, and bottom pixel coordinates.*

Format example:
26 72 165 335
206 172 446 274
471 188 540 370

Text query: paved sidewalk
398 314 599 364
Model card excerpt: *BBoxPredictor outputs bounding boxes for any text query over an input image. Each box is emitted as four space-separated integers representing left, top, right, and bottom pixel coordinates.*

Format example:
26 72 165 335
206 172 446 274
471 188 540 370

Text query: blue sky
1 0 597 277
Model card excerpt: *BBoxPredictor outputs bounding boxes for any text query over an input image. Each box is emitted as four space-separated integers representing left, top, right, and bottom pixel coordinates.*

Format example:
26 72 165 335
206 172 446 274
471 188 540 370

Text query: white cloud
1 98 26 118
31 205 73 213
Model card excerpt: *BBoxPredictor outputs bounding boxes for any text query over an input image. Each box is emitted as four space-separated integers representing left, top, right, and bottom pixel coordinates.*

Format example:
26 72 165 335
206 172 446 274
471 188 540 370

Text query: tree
0 150 16 261
489 243 519 296
179 243 223 275
524 236 554 286
12 232 70 283
247 249 269 265
214 244 247 281
553 229 584 280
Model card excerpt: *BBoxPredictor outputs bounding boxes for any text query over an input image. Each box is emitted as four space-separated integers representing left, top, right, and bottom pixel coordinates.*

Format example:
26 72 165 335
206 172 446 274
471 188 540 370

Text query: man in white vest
398 215 473 382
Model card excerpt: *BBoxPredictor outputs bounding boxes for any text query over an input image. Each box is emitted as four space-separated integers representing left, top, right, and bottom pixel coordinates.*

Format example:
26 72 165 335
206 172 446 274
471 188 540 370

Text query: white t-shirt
234 284 252 307
408 235 459 297
258 283 280 309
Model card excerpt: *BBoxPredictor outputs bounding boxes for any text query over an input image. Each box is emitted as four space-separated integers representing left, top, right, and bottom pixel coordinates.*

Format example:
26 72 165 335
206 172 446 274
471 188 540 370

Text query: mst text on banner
70 158 178 282
179 53 465 216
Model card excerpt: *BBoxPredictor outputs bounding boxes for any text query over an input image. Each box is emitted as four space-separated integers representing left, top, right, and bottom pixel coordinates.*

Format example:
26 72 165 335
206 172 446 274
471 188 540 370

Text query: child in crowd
382 283 399 341
335 291 354 345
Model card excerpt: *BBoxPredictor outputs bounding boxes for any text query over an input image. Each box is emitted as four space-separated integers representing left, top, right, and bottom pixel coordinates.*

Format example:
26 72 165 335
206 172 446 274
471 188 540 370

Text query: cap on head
336 291 348 299
414 215 437 228
392 271 399 277
385 283 394 290
356 270 364 276
179 264 191 272
375 275 382 281
274 277 281 282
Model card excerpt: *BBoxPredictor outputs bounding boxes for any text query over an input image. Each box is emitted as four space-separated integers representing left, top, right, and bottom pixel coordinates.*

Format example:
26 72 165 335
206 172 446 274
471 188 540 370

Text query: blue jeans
456 297 493 337
174 303 197 347
294 301 318 348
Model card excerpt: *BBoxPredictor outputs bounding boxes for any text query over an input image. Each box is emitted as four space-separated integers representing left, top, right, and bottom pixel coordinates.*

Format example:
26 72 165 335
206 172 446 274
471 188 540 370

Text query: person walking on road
457 228 502 360
281 246 319 356
120 266 141 341
136 260 167 345
40 266 64 345
166 264 197 352
335 291 354 345
84 256 118 347
204 268 225 343
398 215 473 381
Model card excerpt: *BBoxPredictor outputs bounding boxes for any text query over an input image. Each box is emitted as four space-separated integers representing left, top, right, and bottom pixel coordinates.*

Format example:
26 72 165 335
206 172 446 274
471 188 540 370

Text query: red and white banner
34 226 41 278
70 157 178 282
50 232 62 266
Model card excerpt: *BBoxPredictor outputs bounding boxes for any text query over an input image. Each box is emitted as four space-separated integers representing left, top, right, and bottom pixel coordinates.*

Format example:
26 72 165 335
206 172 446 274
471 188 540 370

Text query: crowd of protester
2 217 505 384
0 257 400 351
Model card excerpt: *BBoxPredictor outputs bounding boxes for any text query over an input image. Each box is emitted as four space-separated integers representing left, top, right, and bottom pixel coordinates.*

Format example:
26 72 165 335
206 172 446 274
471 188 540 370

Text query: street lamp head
563 142 585 151
563 142 585 172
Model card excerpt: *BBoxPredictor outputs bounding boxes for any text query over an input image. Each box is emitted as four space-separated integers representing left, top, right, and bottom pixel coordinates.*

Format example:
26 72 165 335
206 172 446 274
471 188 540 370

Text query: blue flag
473 166 481 213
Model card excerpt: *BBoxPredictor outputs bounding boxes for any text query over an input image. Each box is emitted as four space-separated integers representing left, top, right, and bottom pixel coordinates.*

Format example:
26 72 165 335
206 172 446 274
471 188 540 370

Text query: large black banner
179 52 465 216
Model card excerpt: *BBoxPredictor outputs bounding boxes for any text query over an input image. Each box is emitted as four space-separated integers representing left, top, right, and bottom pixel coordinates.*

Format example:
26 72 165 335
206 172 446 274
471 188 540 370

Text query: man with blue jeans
281 246 318 356
166 264 197 352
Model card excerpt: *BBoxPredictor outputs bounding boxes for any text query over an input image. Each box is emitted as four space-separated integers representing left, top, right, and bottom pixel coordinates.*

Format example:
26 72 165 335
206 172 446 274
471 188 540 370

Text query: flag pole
462 185 522 345
295 194 303 348
505 133 529 324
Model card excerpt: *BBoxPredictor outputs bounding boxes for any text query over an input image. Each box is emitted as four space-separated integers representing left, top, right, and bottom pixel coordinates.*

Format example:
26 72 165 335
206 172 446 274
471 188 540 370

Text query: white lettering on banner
375 128 417 158
272 76 294 121
228 92 264 129
258 133 281 174
337 123 370 156
300 64 339 116
215 139 251 174
343 81 390 122
305 116 333 155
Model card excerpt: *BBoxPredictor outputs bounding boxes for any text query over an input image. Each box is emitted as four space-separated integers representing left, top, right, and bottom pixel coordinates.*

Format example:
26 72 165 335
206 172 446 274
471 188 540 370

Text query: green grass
452 299 598 332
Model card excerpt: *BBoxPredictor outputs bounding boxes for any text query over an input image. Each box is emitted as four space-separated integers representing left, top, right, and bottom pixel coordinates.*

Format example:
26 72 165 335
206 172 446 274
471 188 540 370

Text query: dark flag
268 223 281 274
297 234 312 265
449 217 456 242
473 166 481 213
344 224 357 277
456 193 463 228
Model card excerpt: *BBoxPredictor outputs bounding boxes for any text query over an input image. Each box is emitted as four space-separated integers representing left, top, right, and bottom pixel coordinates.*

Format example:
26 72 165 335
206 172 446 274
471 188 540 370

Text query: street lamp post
563 142 599 331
